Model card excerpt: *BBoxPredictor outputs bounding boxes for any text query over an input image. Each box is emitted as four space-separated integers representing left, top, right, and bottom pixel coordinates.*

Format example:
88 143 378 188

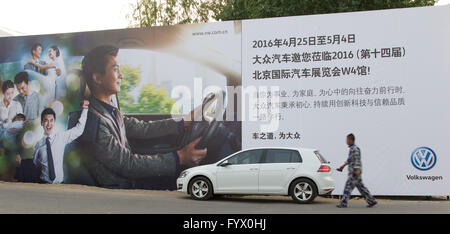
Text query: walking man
336 133 377 208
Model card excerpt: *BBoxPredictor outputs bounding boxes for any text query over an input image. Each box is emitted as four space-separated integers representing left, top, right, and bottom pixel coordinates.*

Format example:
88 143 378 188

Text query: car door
216 149 264 194
258 149 302 194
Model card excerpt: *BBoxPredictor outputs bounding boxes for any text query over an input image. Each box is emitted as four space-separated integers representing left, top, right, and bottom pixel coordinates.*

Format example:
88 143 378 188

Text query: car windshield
314 151 329 164
115 49 228 115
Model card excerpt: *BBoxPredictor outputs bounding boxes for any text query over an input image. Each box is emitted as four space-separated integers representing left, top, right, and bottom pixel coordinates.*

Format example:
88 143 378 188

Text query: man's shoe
367 201 377 208
336 204 348 208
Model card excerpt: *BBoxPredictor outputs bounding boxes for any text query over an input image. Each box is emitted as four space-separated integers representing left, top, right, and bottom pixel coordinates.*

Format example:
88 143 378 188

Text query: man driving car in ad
80 45 207 189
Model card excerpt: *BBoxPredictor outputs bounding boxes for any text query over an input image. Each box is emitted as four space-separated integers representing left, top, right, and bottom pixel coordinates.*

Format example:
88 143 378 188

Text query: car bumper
176 177 188 193
317 174 335 195
318 187 335 195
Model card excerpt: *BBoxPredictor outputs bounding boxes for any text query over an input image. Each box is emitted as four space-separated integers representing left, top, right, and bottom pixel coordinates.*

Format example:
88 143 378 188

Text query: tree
117 64 180 114
135 83 178 114
117 65 141 113
129 0 436 27
128 0 225 27
216 0 436 21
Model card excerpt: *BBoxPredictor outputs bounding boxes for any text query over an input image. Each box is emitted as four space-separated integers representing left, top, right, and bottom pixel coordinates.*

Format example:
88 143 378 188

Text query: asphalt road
0 182 449 214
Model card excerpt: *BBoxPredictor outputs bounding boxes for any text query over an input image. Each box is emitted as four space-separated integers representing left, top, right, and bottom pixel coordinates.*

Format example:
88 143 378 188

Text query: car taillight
317 165 331 172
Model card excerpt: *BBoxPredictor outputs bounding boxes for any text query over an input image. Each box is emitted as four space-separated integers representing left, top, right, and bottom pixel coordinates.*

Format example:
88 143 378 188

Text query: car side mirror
220 160 231 167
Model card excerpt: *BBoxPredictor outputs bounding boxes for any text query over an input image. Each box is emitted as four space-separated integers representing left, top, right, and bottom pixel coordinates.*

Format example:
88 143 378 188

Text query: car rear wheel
290 178 317 204
189 177 213 200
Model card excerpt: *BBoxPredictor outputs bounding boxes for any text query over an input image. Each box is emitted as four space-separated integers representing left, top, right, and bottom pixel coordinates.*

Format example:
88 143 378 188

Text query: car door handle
249 168 259 171
286 167 296 170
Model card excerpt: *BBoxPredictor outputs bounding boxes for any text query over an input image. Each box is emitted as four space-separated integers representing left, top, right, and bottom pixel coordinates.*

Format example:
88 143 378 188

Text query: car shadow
180 195 330 205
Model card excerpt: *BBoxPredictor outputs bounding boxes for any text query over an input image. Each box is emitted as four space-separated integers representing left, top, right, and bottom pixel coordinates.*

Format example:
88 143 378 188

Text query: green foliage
0 62 21 82
216 0 436 21
135 83 177 113
118 64 179 114
118 64 141 113
128 0 226 27
121 65 141 91
129 0 436 27
0 152 7 175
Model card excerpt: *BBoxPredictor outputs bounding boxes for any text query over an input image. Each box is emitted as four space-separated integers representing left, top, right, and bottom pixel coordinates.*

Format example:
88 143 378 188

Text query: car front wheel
290 178 317 204
189 177 213 200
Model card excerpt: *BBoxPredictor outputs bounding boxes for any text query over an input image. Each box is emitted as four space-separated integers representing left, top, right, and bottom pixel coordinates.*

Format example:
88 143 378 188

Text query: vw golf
177 147 335 204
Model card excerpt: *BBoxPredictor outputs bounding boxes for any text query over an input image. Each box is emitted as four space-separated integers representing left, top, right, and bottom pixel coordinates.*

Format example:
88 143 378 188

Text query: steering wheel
184 91 225 149
194 120 220 149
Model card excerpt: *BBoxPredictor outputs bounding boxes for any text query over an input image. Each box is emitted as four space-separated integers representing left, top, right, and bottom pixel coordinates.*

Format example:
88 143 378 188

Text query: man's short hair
31 43 42 55
14 72 29 85
50 45 60 57
13 113 26 122
347 133 355 142
41 108 56 122
81 45 119 91
2 80 14 93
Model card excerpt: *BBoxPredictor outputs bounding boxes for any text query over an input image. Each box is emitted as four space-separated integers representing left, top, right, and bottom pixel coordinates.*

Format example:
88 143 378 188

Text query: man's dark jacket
79 96 183 189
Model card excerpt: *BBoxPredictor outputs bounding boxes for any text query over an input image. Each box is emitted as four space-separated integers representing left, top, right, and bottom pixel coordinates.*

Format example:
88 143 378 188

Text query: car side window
227 150 264 165
264 149 302 163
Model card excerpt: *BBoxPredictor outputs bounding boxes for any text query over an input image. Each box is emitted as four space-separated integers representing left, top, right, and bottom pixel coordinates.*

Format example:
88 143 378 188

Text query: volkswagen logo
411 147 437 171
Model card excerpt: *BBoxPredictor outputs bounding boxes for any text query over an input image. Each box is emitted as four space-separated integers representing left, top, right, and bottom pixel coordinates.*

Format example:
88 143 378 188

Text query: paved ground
0 182 449 214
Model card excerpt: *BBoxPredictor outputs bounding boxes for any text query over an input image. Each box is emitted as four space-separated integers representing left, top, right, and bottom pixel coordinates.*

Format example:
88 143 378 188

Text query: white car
177 147 335 204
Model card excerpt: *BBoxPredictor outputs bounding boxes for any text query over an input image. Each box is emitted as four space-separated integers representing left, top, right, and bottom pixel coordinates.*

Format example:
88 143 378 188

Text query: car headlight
179 170 189 178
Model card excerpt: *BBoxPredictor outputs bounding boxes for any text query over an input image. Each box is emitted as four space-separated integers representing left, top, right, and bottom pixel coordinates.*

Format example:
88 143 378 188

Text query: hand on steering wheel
177 137 207 167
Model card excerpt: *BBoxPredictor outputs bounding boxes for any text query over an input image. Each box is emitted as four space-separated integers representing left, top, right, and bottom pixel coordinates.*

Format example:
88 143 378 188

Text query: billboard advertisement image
0 21 242 190
0 6 449 196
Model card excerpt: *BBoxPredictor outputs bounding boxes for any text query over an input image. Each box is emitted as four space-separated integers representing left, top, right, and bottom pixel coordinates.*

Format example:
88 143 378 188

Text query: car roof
239 147 318 153
213 147 320 164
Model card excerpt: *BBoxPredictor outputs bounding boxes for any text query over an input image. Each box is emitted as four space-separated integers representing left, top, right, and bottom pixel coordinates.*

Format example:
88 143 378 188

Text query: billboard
242 6 450 195
0 22 242 190
0 6 449 195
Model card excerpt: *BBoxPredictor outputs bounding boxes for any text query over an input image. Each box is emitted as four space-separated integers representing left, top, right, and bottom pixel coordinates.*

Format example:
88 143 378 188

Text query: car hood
186 164 217 173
